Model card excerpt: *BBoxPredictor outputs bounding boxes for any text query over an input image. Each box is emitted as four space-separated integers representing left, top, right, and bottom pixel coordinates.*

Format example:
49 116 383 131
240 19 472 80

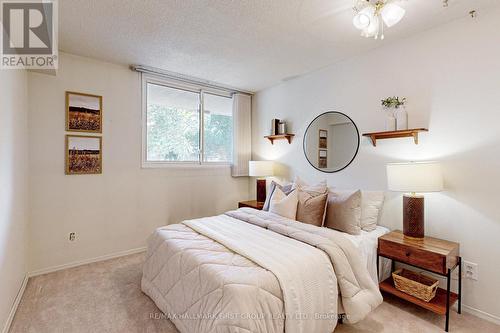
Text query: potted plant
381 96 407 131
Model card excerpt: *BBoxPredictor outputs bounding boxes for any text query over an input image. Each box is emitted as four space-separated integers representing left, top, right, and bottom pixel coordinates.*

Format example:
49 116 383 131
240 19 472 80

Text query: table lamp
387 162 443 240
249 161 274 203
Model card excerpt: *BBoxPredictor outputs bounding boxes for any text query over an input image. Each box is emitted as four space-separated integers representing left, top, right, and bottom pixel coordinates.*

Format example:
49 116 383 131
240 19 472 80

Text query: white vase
383 107 396 131
385 116 396 131
394 107 408 130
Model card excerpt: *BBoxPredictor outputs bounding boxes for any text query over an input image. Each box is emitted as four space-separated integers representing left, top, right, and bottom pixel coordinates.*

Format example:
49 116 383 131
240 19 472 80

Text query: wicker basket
392 268 439 302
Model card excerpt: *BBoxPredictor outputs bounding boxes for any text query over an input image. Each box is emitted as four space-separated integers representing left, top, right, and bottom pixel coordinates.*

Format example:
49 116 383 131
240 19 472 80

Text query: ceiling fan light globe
364 14 379 38
381 3 406 28
359 5 375 19
353 13 370 29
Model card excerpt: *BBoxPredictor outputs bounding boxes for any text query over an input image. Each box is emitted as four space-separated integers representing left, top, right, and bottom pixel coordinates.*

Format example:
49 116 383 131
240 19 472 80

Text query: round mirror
303 112 360 173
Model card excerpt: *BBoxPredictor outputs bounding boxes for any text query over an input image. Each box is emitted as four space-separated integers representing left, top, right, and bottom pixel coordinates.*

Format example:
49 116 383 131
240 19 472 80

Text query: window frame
141 74 233 168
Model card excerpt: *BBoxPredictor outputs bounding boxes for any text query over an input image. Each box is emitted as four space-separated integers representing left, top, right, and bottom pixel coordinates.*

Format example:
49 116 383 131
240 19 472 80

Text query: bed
142 208 387 333
342 225 392 284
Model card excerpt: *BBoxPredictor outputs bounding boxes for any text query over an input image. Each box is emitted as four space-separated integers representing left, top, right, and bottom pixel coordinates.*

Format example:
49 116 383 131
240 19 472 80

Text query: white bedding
184 214 337 333
142 208 383 333
341 226 392 284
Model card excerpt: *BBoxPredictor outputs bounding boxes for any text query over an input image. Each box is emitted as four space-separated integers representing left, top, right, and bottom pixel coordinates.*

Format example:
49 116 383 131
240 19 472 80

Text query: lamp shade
387 162 443 193
249 161 274 177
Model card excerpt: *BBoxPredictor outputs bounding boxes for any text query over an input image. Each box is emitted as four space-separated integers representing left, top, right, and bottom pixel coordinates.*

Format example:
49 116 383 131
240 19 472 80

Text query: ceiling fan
352 0 406 39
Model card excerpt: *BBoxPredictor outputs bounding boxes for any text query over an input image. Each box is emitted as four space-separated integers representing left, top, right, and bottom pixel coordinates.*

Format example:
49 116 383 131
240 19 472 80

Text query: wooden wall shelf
265 134 295 144
362 128 428 147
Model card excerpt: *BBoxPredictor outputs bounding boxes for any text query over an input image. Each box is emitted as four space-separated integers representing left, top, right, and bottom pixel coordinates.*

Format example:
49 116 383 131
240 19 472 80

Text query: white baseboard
2 247 147 333
28 247 146 277
460 304 500 326
2 275 28 333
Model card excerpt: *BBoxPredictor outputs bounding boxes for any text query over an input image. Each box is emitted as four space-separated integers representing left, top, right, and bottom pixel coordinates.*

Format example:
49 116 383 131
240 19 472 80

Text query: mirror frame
302 111 360 173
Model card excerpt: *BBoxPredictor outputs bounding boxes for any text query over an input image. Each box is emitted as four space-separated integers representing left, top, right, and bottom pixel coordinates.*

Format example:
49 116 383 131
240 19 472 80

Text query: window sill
141 162 232 169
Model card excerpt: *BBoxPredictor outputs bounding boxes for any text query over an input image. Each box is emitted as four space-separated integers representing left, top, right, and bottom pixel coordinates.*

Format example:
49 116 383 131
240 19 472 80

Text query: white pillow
269 188 298 220
360 191 385 231
263 181 294 211
293 176 327 193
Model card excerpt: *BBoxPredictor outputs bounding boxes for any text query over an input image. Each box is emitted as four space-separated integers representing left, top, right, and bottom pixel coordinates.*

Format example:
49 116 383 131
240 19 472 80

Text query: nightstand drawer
379 240 446 274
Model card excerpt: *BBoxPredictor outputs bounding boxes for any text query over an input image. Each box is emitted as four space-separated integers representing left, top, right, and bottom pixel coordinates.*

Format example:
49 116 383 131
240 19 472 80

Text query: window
143 77 233 166
203 93 233 162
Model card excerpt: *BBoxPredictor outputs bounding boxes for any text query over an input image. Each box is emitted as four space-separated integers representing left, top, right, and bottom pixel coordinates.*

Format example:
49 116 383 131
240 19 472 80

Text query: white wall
253 8 500 321
0 70 29 330
28 53 249 272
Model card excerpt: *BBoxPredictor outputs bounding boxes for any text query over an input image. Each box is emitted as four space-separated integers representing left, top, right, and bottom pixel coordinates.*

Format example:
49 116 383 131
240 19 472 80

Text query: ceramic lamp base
403 194 424 239
256 179 267 203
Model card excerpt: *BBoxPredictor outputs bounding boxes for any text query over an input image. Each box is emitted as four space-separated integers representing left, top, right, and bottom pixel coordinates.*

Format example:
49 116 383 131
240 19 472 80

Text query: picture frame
65 135 102 175
318 149 327 168
319 129 328 149
66 91 102 133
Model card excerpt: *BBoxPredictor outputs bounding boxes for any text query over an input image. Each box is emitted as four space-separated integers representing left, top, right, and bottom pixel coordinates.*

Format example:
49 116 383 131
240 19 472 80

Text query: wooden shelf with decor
264 134 295 144
363 128 428 147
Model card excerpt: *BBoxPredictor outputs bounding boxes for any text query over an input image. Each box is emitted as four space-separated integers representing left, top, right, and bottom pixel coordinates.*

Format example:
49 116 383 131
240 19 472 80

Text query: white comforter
142 208 382 333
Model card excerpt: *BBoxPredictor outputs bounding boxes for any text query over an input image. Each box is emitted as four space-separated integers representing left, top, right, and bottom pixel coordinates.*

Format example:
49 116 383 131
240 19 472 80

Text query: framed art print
66 91 102 133
318 149 327 168
66 135 102 175
319 129 328 149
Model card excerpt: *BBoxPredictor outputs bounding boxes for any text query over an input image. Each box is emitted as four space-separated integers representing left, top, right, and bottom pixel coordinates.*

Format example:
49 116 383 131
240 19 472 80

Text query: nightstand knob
405 251 411 257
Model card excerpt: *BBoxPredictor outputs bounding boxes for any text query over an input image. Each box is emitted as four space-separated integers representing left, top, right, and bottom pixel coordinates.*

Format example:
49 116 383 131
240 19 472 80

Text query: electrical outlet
463 261 478 280
69 232 76 241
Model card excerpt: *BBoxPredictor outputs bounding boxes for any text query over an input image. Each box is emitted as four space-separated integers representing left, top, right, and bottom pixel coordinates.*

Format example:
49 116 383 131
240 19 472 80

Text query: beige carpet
9 253 499 333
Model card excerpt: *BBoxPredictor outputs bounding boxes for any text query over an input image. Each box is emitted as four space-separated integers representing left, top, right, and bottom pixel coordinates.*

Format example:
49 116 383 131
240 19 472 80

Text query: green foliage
147 104 232 162
381 96 406 109
147 104 199 161
204 113 233 162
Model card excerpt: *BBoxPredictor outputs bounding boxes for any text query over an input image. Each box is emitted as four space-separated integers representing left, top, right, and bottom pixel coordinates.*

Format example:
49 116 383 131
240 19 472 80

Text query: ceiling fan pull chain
381 18 385 40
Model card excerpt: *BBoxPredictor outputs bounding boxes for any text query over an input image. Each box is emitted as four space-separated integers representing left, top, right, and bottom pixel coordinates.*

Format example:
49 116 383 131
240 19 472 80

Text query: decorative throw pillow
294 177 329 227
263 181 293 211
360 191 385 231
296 188 329 227
324 190 362 235
269 187 298 220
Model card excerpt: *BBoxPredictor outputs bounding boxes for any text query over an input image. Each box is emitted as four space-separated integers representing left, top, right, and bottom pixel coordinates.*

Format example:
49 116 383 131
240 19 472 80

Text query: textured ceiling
59 0 500 91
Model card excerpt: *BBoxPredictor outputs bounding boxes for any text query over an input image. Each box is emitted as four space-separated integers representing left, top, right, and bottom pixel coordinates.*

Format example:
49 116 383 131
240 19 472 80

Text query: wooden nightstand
238 200 264 210
377 231 461 332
